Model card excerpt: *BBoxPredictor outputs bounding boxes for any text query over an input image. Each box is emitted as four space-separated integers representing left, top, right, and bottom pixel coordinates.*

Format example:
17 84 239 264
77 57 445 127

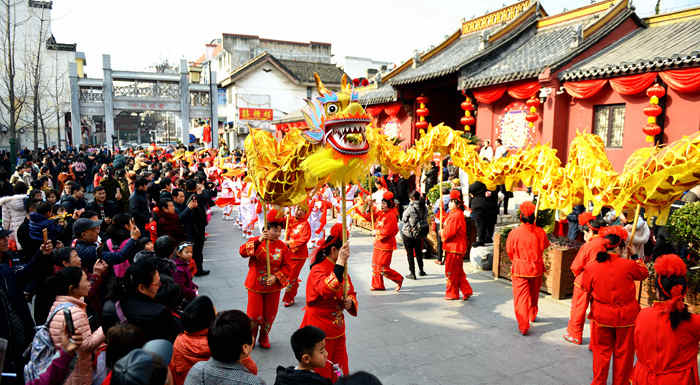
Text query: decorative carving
113 80 180 99
79 88 104 103
190 91 210 107
461 0 531 35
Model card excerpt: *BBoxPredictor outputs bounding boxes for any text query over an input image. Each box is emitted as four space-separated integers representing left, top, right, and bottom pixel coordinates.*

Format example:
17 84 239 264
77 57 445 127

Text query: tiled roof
222 53 344 86
277 59 344 85
460 1 635 89
357 85 398 105
560 16 700 81
387 2 541 86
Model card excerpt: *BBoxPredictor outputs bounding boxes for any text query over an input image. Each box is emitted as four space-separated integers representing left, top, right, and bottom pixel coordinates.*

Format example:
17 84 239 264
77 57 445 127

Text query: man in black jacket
60 181 87 214
87 186 119 224
129 176 151 236
185 180 209 276
0 227 54 382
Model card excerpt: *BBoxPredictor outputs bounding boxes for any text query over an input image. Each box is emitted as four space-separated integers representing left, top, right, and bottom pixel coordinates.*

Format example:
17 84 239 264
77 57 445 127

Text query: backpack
23 303 75 384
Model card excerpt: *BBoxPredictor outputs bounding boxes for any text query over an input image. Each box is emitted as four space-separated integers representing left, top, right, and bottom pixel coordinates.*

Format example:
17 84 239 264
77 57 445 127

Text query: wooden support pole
341 181 349 298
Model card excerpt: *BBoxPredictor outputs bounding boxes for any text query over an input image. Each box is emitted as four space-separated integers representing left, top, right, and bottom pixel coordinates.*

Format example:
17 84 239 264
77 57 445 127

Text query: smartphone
63 309 75 335
186 194 195 205
42 228 48 243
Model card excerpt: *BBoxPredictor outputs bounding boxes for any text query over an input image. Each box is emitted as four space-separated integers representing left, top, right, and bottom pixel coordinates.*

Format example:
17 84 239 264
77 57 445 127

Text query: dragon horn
341 73 349 93
314 73 329 96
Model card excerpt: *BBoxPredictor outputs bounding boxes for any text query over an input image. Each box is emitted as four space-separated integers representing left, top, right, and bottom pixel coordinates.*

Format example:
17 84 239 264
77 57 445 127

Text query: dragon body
245 72 700 222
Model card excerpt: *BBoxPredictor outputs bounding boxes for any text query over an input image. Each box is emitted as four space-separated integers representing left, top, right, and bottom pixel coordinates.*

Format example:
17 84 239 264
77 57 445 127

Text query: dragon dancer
282 203 312 307
239 209 292 349
355 191 403 291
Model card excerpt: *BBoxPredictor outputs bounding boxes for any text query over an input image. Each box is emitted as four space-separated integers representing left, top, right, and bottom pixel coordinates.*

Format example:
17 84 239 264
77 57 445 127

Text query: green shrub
667 202 700 258
427 182 451 205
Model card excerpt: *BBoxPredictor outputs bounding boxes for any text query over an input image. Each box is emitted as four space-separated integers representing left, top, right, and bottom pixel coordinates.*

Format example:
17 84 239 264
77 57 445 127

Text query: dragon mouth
325 121 369 155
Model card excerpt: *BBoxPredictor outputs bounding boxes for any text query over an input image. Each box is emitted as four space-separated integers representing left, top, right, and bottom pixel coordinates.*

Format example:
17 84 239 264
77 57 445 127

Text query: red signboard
239 108 273 121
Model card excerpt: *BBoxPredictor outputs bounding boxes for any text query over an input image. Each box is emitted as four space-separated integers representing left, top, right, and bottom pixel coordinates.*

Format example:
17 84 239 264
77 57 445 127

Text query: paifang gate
69 54 218 147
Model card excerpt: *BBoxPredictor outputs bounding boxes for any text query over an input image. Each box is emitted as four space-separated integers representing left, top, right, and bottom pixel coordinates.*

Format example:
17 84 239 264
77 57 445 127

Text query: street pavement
195 208 595 385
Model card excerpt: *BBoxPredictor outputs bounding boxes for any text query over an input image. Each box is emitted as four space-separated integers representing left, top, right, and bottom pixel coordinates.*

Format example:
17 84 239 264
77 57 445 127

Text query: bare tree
25 4 48 150
46 48 66 150
0 0 29 163
655 0 662 15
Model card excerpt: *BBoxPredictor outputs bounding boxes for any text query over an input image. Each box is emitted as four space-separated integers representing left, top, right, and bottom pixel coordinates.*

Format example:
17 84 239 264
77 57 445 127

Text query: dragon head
302 73 370 156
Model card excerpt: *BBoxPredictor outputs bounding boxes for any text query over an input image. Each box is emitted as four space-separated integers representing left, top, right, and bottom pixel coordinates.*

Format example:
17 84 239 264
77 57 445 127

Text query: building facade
0 0 77 150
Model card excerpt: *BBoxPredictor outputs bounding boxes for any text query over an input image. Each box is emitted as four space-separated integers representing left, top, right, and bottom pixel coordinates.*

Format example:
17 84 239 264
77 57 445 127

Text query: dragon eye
326 104 339 114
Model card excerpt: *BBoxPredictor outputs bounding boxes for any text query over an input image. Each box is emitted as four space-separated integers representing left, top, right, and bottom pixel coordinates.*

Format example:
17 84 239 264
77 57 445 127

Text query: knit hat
311 223 347 263
654 254 688 311
519 201 536 218
382 191 394 201
266 209 285 225
449 189 461 201
578 212 595 227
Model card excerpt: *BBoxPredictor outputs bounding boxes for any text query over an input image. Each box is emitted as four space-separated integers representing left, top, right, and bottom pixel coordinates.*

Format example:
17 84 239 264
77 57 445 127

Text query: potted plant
661 202 700 312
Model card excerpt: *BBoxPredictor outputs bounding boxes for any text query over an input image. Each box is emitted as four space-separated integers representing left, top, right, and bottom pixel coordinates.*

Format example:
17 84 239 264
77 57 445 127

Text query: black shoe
419 270 427 276
194 270 210 277
405 273 417 280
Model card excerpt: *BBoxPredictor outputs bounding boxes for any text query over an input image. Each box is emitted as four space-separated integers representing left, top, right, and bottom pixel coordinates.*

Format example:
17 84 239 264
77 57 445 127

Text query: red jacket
285 216 311 259
441 208 467 255
632 301 700 385
570 236 608 286
239 237 292 293
582 254 648 327
506 223 550 277
301 258 358 339
356 207 398 251
157 211 186 243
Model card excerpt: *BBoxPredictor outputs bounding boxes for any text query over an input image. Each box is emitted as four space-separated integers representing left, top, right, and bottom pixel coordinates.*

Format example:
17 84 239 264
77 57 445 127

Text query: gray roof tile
277 59 345 85
560 17 700 81
459 4 634 89
357 85 398 105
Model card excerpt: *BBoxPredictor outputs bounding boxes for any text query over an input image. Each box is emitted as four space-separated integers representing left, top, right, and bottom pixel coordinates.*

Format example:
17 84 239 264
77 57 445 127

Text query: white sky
51 0 700 75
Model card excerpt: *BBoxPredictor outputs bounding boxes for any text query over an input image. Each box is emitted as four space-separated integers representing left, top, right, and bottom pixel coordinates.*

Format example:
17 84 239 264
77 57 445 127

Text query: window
593 104 625 148
218 88 226 105
306 86 312 99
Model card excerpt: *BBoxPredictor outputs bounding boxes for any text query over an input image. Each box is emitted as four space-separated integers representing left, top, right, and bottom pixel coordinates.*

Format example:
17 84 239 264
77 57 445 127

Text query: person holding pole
300 223 357 381
282 202 312 307
441 189 473 300
239 208 292 349
355 191 403 291
506 201 549 335
582 225 648 385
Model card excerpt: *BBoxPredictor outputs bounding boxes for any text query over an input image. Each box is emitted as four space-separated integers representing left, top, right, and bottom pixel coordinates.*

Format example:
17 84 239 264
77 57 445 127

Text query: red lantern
642 123 661 137
646 83 666 99
416 96 429 105
361 78 369 87
525 113 539 123
461 101 475 111
460 116 476 126
415 121 429 130
416 108 429 117
643 104 662 117
525 97 540 108
352 78 360 87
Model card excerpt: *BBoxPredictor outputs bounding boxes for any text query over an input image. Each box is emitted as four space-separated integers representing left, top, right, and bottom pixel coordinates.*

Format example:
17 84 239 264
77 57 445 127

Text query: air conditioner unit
237 126 249 135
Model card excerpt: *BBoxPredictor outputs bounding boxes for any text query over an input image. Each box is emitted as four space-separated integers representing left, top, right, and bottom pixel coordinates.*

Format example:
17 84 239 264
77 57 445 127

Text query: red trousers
590 322 634 385
246 290 281 336
566 284 590 342
282 258 306 304
371 248 403 290
445 252 472 299
314 334 349 381
512 275 542 334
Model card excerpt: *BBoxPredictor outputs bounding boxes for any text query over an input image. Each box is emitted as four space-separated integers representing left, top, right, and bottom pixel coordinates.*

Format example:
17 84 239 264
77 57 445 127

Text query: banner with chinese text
239 108 273 121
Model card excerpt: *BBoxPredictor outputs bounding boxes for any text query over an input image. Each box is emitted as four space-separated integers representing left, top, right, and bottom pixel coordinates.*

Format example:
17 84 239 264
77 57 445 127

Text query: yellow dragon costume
245 73 700 223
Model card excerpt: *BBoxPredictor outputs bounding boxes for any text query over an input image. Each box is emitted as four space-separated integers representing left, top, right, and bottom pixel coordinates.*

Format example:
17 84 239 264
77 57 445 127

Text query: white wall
0 2 73 150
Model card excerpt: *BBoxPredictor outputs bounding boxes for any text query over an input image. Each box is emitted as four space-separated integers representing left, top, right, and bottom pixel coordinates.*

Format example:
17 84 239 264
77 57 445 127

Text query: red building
360 0 700 172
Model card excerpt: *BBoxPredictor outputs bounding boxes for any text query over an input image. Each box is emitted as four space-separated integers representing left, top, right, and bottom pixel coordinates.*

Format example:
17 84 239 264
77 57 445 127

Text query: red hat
654 254 687 277
266 209 284 225
519 201 536 217
311 223 347 261
578 212 595 227
599 225 628 241
654 254 688 310
382 191 394 201
449 189 461 201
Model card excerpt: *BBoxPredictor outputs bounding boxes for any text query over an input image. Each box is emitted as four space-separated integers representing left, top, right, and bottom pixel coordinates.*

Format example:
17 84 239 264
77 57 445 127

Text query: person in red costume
582 225 649 385
300 223 358 380
632 254 700 385
441 189 473 300
564 214 608 345
282 203 311 307
506 201 549 335
239 208 292 349
355 191 403 291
